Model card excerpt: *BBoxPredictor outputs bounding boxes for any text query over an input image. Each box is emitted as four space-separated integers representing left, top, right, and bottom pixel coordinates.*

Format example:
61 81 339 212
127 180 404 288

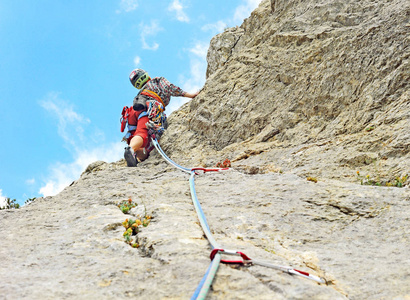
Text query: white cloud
39 93 125 197
134 55 141 66
140 20 163 51
189 42 208 58
200 0 261 38
39 142 124 197
233 0 263 23
182 56 207 92
116 0 139 13
26 178 35 185
40 92 90 152
0 189 7 208
168 0 190 23
167 96 190 115
182 41 208 93
169 41 208 115
201 20 227 35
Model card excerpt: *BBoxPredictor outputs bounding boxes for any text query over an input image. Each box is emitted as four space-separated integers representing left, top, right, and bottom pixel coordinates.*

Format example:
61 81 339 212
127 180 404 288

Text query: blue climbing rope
189 171 219 247
151 137 191 173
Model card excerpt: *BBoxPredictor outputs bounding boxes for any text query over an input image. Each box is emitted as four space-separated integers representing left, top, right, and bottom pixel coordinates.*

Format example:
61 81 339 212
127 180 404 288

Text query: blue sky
0 0 262 206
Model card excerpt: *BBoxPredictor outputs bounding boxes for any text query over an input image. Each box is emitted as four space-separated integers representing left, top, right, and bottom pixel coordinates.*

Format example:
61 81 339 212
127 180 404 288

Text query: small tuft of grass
356 171 408 188
264 248 276 255
307 177 318 183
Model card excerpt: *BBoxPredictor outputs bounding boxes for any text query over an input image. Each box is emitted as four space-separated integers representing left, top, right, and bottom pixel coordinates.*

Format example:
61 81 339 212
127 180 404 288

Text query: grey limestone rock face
1 159 409 299
163 0 410 184
206 26 245 78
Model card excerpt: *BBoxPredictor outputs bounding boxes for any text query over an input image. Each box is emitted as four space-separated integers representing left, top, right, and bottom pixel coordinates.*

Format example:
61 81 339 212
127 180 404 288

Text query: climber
123 68 199 167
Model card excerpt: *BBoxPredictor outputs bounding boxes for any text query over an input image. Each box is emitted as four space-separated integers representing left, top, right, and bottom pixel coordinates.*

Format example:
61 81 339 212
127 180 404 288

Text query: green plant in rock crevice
354 137 408 188
387 175 408 188
122 218 142 247
118 198 137 214
356 171 408 188
121 214 152 247
118 198 152 247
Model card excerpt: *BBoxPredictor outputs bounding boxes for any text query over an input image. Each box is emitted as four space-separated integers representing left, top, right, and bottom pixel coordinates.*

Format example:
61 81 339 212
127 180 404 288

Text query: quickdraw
143 90 167 137
146 100 166 128
150 137 326 300
210 249 252 265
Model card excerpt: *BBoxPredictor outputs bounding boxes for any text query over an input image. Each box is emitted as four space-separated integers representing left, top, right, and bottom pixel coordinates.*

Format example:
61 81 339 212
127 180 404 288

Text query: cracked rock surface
1 159 409 299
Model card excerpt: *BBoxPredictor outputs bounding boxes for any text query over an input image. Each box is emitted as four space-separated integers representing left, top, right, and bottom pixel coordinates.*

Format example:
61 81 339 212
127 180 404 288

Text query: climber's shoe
124 147 138 167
